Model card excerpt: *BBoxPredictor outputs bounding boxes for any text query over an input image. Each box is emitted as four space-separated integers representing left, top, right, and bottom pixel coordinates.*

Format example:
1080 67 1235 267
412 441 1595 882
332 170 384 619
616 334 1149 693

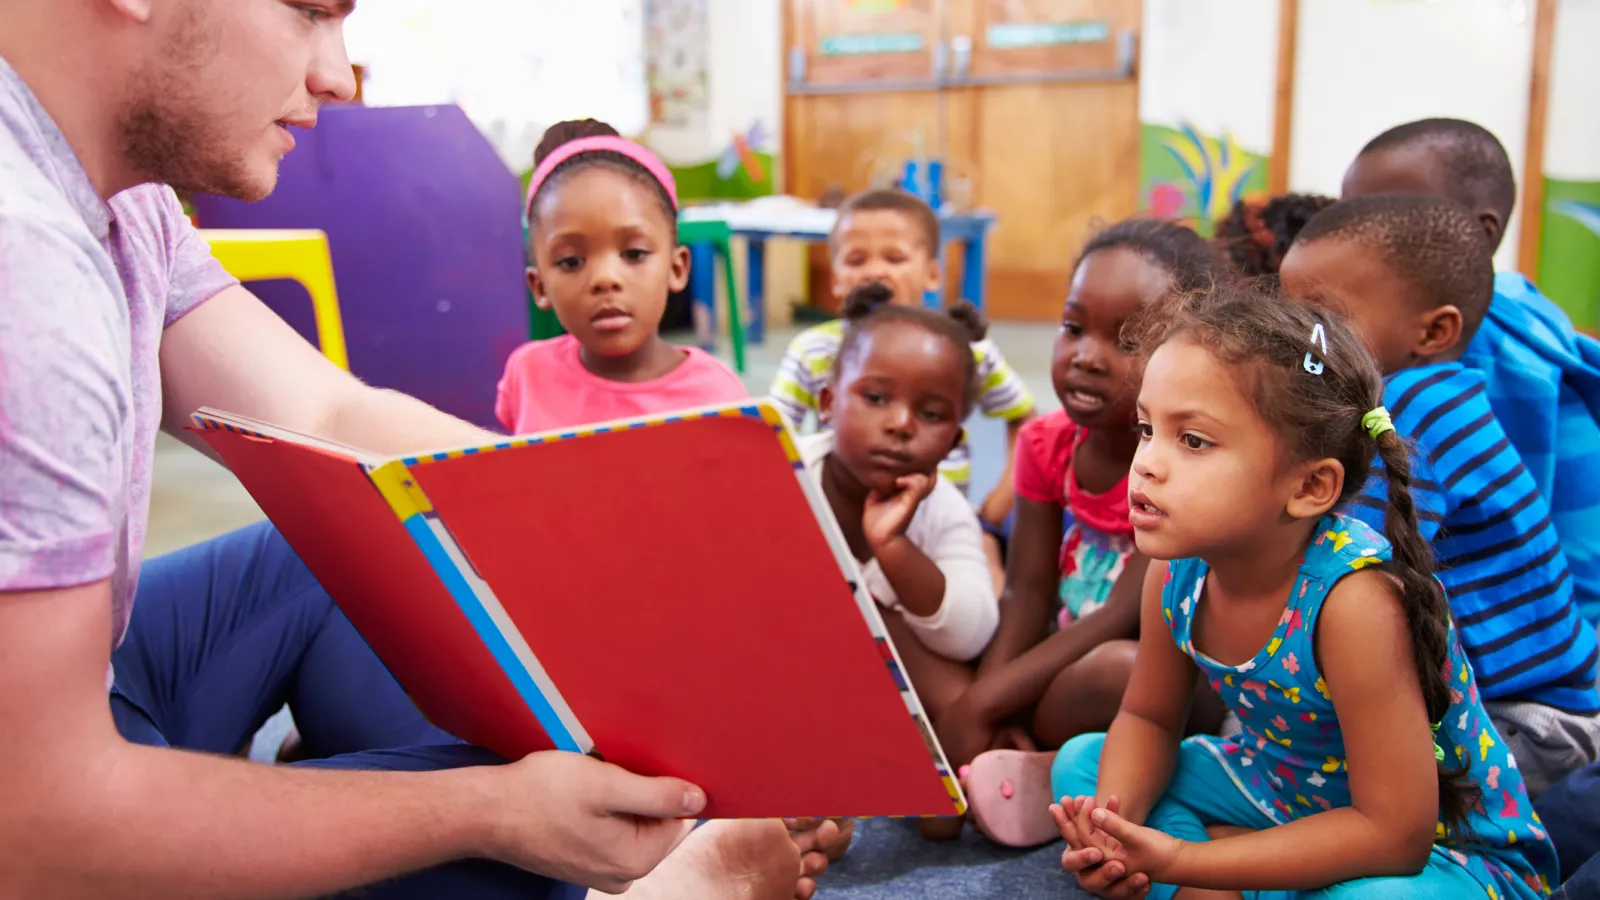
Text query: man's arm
159 285 499 457
0 580 705 898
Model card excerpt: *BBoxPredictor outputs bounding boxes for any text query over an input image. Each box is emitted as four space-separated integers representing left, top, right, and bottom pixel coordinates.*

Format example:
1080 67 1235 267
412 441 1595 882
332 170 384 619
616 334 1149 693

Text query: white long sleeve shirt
800 434 999 662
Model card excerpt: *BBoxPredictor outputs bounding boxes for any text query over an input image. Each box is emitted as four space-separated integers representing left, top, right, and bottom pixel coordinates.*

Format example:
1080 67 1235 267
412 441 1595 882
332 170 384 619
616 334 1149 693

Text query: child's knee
1049 732 1107 802
1074 640 1139 698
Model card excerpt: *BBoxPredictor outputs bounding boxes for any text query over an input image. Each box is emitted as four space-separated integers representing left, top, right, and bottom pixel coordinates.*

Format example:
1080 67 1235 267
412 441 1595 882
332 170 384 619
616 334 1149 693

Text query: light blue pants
1051 733 1490 900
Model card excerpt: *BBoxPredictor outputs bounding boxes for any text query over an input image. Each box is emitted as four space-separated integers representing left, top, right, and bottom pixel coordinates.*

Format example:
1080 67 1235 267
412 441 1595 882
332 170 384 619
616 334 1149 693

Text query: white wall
1547 0 1600 182
648 0 783 168
344 0 649 172
1289 0 1534 268
1139 0 1279 154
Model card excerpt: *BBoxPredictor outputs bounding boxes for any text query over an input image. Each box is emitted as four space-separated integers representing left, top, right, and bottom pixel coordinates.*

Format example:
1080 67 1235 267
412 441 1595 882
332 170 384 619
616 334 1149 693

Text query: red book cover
193 404 964 819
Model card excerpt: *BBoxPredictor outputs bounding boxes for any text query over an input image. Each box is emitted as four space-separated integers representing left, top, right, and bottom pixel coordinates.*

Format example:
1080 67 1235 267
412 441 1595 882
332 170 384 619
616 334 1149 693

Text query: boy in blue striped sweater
1342 118 1600 630
1280 193 1600 797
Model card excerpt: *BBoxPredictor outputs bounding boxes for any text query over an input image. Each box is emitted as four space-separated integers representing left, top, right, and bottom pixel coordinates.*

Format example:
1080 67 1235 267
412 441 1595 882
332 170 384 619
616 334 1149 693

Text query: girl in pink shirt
496 120 746 432
934 221 1232 846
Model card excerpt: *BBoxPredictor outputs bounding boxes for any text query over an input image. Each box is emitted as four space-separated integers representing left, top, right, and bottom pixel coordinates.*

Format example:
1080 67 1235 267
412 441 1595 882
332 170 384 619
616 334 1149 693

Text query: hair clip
1303 322 1328 375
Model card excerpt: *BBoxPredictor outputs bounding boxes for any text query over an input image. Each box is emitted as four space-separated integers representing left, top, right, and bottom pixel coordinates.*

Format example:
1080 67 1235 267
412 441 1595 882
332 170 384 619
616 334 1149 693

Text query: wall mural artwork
1140 121 1268 235
1540 179 1600 331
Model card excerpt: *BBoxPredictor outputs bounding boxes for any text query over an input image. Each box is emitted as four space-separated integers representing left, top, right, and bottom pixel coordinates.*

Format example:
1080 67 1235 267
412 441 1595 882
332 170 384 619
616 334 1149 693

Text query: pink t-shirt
1014 409 1135 624
495 334 748 433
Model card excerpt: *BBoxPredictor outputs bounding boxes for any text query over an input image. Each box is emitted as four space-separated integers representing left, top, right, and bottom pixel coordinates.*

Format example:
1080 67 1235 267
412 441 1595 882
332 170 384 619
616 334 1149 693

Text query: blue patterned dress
1166 515 1558 899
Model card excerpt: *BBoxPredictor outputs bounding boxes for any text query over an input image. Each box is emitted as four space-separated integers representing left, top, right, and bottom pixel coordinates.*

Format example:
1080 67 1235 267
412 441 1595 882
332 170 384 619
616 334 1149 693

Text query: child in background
1034 289 1556 900
1342 118 1600 629
769 189 1036 570
941 221 1228 827
805 283 999 709
496 120 746 433
1278 193 1600 798
1213 193 1335 278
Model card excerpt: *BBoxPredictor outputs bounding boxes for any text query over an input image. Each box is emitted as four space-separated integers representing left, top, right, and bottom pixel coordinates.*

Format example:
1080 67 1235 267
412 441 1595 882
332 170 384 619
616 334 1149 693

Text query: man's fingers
599 768 706 819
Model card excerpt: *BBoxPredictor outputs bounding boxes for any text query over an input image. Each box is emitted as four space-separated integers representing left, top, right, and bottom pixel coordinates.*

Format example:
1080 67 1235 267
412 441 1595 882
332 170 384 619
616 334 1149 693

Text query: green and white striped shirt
768 320 1036 490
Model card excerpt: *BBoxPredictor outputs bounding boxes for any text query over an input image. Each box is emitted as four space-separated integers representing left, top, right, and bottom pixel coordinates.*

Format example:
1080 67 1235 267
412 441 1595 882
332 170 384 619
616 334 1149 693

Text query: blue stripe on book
400 514 582 753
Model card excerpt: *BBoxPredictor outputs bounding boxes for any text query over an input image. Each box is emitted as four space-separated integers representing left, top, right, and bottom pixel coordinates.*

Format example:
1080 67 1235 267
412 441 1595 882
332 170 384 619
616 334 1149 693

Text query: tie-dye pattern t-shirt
0 56 238 654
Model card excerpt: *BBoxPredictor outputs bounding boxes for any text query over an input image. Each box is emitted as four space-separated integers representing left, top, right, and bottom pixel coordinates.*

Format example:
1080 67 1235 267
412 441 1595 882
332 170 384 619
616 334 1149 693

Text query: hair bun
533 119 621 168
841 281 896 320
945 299 988 342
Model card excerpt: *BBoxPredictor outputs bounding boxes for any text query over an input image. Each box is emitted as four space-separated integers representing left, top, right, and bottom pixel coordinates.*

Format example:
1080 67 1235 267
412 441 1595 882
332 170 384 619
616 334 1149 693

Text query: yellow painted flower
1266 637 1282 656
1314 676 1330 699
1479 729 1496 761
1348 554 1382 571
1324 530 1353 551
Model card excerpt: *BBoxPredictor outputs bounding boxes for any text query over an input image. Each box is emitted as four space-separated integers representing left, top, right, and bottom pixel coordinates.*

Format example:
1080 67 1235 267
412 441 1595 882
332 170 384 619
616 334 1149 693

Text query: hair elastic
1363 407 1396 440
524 135 679 218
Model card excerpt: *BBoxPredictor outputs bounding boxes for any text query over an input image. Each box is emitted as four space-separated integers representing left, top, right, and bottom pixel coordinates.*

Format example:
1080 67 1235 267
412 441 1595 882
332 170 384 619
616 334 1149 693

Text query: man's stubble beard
115 3 277 202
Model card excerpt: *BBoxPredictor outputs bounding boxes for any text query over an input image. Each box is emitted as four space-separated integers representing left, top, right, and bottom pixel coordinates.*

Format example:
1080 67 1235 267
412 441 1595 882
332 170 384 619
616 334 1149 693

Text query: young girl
496 119 746 432
769 189 1037 577
804 284 1000 699
940 221 1226 823
803 285 1000 843
1033 288 1557 899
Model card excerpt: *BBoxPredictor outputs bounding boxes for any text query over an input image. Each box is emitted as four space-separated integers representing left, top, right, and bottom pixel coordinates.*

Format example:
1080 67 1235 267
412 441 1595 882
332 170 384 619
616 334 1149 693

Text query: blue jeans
1051 734 1493 900
111 522 583 899
1540 759 1600 885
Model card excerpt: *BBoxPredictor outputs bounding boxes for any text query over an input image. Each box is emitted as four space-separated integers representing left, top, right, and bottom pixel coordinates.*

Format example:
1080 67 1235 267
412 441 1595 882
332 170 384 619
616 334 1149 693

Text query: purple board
192 104 527 429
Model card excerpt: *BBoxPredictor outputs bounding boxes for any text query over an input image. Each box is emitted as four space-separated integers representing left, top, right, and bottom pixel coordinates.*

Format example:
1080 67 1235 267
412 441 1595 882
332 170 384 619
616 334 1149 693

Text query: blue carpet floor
823 818 1093 899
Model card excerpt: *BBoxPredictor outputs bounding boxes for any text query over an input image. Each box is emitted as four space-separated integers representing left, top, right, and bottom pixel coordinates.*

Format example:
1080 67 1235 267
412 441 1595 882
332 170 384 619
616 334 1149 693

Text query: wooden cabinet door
790 0 948 88
951 0 1138 82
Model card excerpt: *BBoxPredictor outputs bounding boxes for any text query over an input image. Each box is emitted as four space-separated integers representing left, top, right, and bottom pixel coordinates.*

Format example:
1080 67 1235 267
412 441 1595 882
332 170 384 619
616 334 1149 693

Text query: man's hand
862 474 936 552
476 752 706 893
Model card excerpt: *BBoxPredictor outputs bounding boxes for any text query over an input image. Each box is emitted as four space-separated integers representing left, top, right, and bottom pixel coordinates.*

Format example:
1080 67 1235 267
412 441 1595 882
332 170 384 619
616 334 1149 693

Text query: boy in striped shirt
769 189 1036 529
1342 118 1600 630
1280 193 1600 796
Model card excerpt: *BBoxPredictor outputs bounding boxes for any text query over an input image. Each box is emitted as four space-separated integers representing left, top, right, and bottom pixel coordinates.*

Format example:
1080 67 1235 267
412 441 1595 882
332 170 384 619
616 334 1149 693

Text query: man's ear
527 267 552 311
1286 457 1345 521
818 384 835 425
1415 305 1463 360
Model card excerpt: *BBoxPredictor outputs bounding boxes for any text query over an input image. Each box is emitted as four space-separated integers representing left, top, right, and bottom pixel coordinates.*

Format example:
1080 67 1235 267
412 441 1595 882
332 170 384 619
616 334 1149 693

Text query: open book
191 401 966 819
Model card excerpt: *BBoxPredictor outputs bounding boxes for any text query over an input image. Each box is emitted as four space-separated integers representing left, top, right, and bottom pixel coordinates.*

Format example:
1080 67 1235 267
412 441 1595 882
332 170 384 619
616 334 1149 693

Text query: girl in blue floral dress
1027 287 1557 898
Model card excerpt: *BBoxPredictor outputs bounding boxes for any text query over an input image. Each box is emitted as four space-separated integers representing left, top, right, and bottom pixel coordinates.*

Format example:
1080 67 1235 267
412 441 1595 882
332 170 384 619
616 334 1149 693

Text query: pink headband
524 135 679 217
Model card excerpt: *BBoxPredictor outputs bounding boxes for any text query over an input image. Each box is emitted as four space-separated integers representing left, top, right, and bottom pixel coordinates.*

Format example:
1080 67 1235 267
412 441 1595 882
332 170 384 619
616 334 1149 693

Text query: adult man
0 1 839 896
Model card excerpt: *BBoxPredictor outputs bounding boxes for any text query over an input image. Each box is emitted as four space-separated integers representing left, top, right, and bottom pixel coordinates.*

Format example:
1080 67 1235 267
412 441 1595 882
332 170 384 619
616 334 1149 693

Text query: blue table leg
962 234 987 312
747 238 766 344
688 242 716 350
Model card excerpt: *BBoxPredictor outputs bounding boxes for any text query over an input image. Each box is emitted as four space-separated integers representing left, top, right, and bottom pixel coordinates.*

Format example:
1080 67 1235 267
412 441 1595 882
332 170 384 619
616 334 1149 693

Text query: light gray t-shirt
0 55 238 653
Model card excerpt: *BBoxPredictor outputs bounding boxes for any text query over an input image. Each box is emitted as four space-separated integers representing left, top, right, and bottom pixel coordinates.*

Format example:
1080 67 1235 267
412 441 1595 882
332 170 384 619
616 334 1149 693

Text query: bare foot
964 749 1059 848
597 819 810 900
